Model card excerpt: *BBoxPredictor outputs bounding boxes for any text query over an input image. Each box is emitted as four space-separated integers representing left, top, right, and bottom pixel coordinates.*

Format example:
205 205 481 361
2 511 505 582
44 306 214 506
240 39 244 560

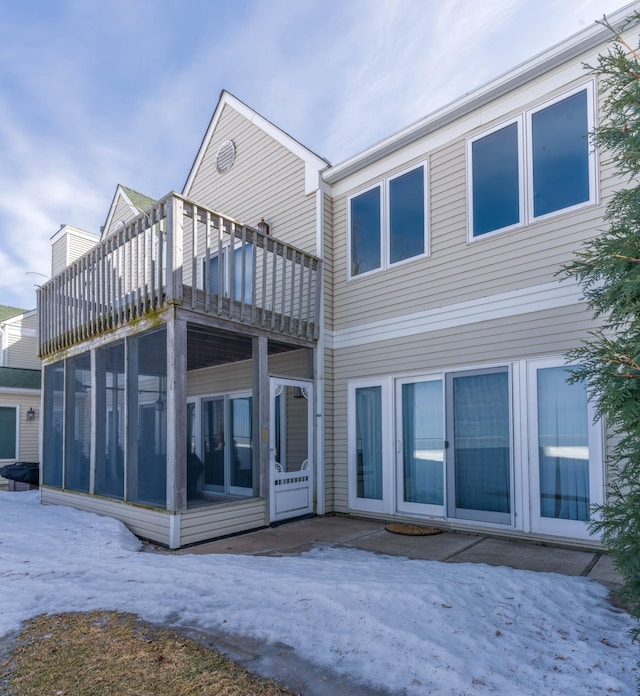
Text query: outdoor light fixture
26 408 36 421
257 218 270 236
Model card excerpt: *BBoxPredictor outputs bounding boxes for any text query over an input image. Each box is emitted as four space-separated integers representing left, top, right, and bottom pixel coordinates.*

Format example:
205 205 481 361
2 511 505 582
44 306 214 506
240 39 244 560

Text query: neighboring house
101 185 157 240
35 5 638 548
0 307 41 488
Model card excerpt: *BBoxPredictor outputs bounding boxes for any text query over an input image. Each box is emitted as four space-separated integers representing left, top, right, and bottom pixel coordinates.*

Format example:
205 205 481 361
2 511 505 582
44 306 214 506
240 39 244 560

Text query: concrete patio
180 515 623 590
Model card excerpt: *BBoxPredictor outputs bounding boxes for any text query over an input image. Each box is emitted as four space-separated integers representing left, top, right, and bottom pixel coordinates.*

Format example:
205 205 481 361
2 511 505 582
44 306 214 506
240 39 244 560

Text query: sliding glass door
446 368 512 524
528 359 603 538
396 377 444 515
201 393 253 497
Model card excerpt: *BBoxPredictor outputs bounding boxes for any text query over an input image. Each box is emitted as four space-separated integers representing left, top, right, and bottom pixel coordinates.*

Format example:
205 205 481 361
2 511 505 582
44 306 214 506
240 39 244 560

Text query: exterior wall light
26 408 36 421
257 218 270 236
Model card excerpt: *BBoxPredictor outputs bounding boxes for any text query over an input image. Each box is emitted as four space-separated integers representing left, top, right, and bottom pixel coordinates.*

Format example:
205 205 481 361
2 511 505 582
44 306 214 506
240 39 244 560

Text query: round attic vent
216 139 236 173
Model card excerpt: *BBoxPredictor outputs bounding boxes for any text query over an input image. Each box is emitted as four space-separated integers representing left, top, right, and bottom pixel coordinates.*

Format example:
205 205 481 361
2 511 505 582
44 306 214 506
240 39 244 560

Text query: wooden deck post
166 195 184 304
166 313 187 512
252 336 270 521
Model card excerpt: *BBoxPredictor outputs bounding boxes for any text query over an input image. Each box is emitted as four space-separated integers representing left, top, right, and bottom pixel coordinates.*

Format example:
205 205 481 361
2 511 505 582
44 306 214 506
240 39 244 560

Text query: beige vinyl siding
0 392 39 464
51 237 67 277
51 228 99 277
186 105 317 255
331 81 615 333
68 230 97 265
5 327 39 370
322 346 334 511
41 488 172 546
187 349 311 396
179 498 266 546
330 302 596 512
321 193 334 510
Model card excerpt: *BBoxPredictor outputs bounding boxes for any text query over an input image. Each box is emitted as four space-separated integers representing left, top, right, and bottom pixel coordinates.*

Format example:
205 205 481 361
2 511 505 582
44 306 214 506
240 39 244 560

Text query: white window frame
348 162 429 280
347 377 393 514
0 404 19 461
527 356 604 540
466 117 525 242
525 82 597 225
198 389 253 498
347 182 383 280
467 81 596 243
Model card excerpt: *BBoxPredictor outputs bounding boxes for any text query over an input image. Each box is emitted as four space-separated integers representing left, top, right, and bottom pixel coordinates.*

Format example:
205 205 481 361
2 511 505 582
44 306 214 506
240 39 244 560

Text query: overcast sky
0 0 629 310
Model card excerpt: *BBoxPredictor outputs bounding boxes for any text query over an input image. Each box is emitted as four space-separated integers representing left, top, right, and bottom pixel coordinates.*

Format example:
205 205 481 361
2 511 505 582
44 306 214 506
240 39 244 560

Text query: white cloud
0 0 630 308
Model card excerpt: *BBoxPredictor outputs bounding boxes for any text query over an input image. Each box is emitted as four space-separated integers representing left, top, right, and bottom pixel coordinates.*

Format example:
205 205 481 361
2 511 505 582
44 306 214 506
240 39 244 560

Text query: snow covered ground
0 490 637 695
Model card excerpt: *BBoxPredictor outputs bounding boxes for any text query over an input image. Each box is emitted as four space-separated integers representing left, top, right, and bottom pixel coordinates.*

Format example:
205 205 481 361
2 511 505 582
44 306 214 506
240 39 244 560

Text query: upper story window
202 243 253 303
468 83 595 240
349 163 428 278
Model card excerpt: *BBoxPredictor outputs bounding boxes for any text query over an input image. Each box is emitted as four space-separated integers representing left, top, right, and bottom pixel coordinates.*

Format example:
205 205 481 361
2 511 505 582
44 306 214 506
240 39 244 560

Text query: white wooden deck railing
38 193 322 357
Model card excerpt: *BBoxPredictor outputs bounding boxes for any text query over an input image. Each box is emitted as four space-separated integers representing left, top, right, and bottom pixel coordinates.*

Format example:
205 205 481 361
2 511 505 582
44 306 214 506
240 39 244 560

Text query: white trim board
327 279 585 350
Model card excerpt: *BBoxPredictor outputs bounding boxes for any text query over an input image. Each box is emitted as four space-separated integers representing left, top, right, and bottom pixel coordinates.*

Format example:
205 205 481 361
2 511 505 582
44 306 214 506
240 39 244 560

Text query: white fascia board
183 91 330 196
324 2 640 187
327 279 585 350
50 224 99 245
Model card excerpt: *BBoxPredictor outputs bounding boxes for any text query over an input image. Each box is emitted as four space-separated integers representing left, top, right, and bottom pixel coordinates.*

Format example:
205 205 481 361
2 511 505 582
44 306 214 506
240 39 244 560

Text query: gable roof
323 2 640 184
0 367 41 391
0 306 27 322
183 90 330 197
102 184 156 239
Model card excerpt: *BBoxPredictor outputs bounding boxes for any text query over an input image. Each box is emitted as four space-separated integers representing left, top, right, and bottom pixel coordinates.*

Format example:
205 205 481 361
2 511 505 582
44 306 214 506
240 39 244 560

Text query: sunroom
37 193 322 548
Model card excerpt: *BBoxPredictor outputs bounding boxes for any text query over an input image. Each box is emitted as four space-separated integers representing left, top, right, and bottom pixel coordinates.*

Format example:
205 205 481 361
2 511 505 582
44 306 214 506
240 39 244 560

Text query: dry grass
0 611 293 696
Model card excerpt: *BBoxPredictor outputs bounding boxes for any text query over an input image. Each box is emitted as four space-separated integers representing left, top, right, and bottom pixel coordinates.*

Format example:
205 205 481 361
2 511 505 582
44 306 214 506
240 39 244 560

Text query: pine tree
562 14 640 638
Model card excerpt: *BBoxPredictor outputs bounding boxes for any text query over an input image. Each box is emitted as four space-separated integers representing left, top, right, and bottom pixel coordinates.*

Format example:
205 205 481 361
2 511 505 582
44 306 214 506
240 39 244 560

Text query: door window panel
537 366 590 521
401 380 443 505
451 370 510 516
230 396 252 489
202 398 225 489
355 385 383 500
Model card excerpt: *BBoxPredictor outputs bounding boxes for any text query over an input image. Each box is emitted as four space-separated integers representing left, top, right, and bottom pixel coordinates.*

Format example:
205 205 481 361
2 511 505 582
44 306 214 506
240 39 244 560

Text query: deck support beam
253 336 270 522
167 313 187 512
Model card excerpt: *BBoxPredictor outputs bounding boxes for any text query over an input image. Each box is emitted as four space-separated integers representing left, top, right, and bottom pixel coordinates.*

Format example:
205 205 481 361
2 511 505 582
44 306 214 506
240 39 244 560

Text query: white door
269 378 314 522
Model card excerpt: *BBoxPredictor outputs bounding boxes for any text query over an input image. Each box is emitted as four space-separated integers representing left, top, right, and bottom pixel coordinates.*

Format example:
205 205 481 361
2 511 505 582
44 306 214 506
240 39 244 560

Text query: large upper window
530 89 590 218
468 84 595 239
471 121 522 237
0 406 17 460
349 164 427 278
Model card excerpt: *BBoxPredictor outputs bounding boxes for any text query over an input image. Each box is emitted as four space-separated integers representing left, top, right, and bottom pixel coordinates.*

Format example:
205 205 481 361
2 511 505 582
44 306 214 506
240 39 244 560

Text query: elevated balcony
38 193 322 357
